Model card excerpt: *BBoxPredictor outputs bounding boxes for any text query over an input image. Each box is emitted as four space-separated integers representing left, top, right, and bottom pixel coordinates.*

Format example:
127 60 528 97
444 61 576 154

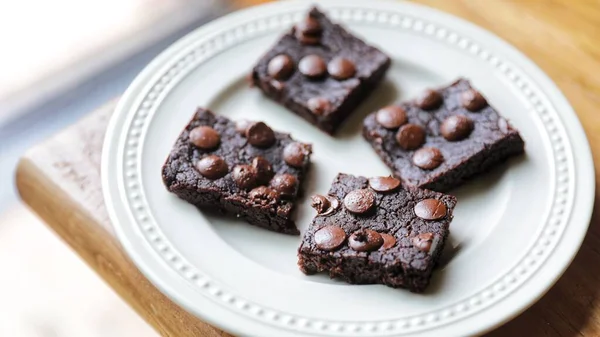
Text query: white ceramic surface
102 1 595 336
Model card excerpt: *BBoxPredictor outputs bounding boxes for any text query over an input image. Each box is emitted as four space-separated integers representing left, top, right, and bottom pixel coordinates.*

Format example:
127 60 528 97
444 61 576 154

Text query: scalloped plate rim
102 1 595 336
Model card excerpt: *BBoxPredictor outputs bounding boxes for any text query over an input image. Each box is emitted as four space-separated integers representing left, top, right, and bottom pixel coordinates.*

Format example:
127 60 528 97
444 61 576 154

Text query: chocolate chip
310 195 329 214
395 124 426 150
413 147 444 170
232 164 258 190
283 142 310 168
461 89 487 111
412 233 434 252
267 54 294 81
414 199 447 220
189 126 220 150
269 174 298 197
249 186 279 203
327 57 356 80
295 17 322 45
310 195 339 216
314 225 346 251
348 229 383 252
415 89 443 110
369 131 384 145
296 16 322 36
380 233 396 250
440 115 473 141
297 34 321 45
246 122 276 148
251 156 273 184
195 155 228 179
235 119 252 135
307 97 331 115
298 55 327 78
368 176 400 192
375 106 407 129
343 189 375 214
269 80 284 91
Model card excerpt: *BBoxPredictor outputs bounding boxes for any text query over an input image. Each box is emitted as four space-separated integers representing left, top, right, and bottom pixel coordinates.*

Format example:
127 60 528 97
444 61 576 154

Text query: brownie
297 173 456 292
363 78 525 192
162 108 312 235
251 7 391 134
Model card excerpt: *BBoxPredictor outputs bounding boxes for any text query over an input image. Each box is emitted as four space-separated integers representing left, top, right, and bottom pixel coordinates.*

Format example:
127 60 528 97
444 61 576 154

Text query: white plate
102 1 595 336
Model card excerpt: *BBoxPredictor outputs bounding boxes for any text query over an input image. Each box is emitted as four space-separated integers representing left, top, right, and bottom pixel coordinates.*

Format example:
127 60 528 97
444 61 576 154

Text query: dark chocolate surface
298 173 456 292
363 78 525 191
252 7 391 134
162 108 312 235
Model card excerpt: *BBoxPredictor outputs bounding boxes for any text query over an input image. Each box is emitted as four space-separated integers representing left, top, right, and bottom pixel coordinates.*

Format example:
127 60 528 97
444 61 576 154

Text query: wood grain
16 1 600 336
16 105 233 337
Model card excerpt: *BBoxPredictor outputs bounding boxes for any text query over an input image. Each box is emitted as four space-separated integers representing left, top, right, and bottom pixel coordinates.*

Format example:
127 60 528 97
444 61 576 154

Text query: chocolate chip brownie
297 173 456 292
162 108 312 235
251 7 391 134
363 78 525 191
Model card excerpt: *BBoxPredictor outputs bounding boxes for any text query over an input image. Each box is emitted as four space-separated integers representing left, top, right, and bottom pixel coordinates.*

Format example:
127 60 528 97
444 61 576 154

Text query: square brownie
251 7 391 134
297 173 456 292
363 78 525 192
162 108 312 235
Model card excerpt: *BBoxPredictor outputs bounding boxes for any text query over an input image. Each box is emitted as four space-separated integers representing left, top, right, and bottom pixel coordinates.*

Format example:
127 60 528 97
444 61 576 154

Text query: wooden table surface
16 1 600 336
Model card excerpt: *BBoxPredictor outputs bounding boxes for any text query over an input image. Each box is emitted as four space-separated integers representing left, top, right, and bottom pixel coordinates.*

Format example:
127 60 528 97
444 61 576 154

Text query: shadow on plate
486 192 600 336
425 153 528 295
336 79 400 139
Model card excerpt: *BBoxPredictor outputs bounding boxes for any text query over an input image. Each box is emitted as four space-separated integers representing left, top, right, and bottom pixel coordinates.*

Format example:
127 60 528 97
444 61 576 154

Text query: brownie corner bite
251 6 391 134
297 173 456 292
363 78 525 191
162 108 312 235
